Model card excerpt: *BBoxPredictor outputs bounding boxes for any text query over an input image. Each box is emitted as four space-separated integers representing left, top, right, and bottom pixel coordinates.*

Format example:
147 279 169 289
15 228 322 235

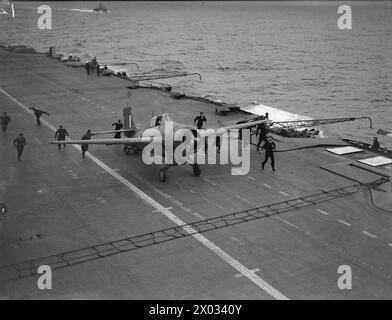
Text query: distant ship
93 2 108 13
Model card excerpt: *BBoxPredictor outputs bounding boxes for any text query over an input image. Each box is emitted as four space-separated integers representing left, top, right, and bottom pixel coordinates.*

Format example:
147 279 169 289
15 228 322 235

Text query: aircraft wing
91 129 136 136
201 119 270 137
50 137 160 145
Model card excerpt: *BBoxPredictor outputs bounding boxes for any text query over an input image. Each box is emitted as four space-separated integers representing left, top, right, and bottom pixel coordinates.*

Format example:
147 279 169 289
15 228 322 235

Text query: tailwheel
192 164 201 177
123 145 131 155
159 168 166 182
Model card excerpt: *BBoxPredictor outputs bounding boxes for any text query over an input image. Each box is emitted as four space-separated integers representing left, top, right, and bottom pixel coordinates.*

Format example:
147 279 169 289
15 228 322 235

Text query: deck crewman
112 120 123 138
29 107 51 127
256 120 268 153
13 133 27 162
194 112 207 129
85 61 91 75
261 136 276 171
0 112 11 134
91 56 97 69
81 129 92 159
96 63 101 76
54 125 69 150
371 137 380 151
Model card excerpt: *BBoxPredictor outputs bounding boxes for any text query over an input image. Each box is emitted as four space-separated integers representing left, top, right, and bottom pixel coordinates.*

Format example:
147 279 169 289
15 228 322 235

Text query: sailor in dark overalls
29 107 51 127
13 133 27 162
256 122 269 153
371 137 380 151
54 125 69 150
261 136 276 171
194 112 207 130
81 129 92 159
112 120 123 139
85 61 91 75
0 112 11 134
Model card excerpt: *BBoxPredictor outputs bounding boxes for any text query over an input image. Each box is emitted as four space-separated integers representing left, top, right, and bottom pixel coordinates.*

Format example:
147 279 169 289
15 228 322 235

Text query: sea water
1 1 391 147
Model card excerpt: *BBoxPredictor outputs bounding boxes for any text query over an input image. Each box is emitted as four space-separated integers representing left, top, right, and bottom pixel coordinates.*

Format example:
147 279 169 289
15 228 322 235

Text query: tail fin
123 107 137 137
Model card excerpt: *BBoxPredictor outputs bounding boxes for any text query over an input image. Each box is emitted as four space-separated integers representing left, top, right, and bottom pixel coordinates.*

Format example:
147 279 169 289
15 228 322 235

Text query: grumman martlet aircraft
50 107 269 182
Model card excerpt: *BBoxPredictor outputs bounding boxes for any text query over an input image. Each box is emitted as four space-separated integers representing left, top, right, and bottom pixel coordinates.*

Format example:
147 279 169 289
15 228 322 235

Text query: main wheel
192 164 201 176
159 168 166 182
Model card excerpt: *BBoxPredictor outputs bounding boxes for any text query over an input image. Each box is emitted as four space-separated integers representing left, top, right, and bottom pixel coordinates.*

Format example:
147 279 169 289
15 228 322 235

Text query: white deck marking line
248 176 256 181
263 183 272 189
316 209 330 216
235 194 255 205
362 231 377 239
180 206 206 220
338 219 351 227
231 237 245 246
181 208 205 220
235 268 260 278
1 87 288 300
189 189 196 194
276 217 298 229
202 197 209 201
215 204 225 210
152 207 173 213
279 191 289 197
202 177 217 186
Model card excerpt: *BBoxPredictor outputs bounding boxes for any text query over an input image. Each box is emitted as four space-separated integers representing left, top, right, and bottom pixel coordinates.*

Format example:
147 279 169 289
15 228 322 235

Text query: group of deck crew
1 109 94 161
